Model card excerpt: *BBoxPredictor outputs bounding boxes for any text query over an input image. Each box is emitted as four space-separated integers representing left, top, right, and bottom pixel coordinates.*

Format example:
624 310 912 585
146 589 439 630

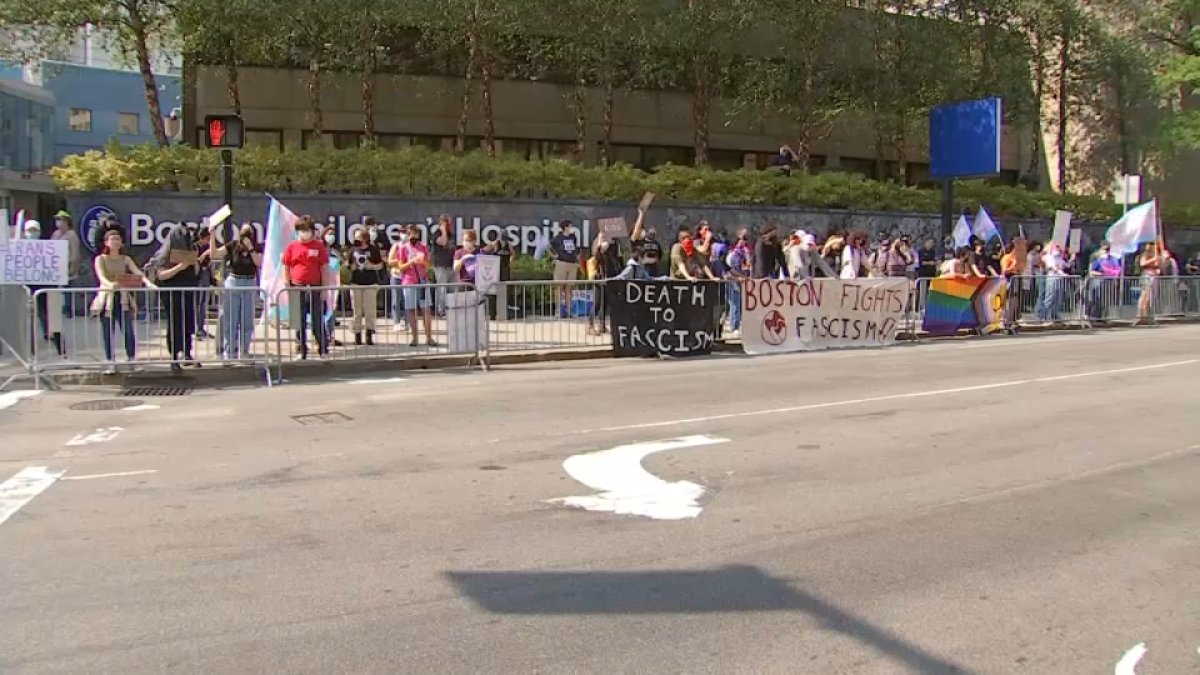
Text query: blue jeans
727 280 743 331
390 276 406 322
100 301 136 361
222 276 258 359
1039 276 1061 321
294 287 328 356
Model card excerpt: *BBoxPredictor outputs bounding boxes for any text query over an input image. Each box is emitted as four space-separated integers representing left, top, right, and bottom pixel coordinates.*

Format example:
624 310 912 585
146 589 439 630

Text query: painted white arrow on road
1116 643 1147 675
551 434 730 520
64 426 124 447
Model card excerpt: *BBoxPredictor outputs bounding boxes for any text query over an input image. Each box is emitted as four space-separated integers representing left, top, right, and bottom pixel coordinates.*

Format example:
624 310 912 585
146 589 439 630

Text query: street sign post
203 115 244 242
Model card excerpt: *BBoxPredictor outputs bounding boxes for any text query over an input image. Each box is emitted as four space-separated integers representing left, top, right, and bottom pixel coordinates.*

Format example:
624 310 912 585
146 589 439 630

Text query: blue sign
929 98 1002 180
79 204 116 254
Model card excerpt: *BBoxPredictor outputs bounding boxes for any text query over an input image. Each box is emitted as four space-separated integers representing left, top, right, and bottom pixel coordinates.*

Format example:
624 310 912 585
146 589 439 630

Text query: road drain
121 386 192 397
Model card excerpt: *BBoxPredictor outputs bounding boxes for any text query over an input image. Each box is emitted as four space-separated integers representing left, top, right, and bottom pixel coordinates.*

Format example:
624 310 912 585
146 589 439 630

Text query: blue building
0 77 56 218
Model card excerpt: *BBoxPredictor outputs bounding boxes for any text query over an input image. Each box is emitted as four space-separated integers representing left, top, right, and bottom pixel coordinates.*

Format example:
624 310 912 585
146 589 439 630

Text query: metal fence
10 274 1200 388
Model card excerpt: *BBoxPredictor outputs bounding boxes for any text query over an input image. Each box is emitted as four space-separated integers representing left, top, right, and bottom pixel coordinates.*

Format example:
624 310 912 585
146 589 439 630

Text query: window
69 108 92 132
118 112 139 135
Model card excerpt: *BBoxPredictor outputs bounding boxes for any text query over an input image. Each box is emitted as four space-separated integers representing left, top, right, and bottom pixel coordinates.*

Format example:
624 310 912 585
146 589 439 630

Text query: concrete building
0 77 56 217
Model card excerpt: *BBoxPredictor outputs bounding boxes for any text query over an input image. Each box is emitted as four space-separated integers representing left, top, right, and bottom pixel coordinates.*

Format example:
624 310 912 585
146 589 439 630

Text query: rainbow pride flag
922 277 1007 336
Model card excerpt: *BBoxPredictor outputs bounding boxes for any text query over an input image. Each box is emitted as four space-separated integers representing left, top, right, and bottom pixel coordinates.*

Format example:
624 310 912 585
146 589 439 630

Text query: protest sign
598 217 628 239
638 192 656 212
922 276 1007 336
1052 210 1072 249
475 253 500 295
608 280 717 357
1 239 70 286
741 278 908 354
1068 228 1082 254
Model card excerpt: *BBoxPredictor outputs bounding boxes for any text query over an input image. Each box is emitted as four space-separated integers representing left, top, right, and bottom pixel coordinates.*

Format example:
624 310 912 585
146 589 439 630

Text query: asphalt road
2 325 1198 674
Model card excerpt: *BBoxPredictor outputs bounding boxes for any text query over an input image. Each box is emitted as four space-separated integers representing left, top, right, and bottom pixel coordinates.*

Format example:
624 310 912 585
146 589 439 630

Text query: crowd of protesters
16 208 1200 373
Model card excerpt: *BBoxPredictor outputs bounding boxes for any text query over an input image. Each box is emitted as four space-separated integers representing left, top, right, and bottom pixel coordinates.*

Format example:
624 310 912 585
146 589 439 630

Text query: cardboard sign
1052 211 1072 249
608 280 717 357
1068 228 1082 254
741 279 907 354
597 217 628 239
169 249 198 266
475 253 501 295
638 192 657 212
117 273 144 289
1 239 70 286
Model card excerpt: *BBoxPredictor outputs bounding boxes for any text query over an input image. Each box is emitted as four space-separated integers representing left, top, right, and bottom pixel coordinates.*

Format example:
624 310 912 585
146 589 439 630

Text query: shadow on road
445 564 973 674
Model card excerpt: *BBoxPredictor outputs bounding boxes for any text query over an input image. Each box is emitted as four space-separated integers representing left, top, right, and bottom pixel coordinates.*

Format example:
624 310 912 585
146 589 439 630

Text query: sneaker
409 338 419 347
103 365 117 376
426 338 438 347
319 352 331 361
170 362 183 373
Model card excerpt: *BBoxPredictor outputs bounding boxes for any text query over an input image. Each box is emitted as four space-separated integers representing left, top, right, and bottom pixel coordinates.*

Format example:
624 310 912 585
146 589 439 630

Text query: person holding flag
1136 241 1167 325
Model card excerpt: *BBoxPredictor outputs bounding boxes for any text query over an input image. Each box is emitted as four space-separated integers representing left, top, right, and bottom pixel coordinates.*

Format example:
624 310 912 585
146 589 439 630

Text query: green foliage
55 143 1200 223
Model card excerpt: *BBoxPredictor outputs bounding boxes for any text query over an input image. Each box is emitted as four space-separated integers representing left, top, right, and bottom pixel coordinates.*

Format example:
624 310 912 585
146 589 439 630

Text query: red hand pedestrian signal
208 119 226 147
202 115 244 148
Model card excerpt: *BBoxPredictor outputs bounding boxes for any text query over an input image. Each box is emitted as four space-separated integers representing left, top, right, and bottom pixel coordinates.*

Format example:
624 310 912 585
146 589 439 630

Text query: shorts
554 260 579 281
402 285 432 310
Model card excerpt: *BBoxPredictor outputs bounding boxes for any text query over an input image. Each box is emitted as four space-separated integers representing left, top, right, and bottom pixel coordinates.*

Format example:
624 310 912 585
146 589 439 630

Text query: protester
671 227 718 281
454 229 480 284
91 229 152 374
194 224 215 339
840 231 869 279
725 228 752 334
588 233 624 336
629 208 664 277
549 220 581 318
1137 241 1165 324
51 210 84 317
1038 242 1067 323
917 237 939 278
482 233 516 321
282 216 330 360
221 224 262 361
395 224 437 347
612 244 658 281
349 227 384 346
430 215 456 317
322 226 346 349
753 225 786 279
821 232 846 277
1000 240 1025 331
1087 240 1122 321
786 231 834 280
20 220 55 350
148 223 200 370
939 247 970 278
871 238 913 278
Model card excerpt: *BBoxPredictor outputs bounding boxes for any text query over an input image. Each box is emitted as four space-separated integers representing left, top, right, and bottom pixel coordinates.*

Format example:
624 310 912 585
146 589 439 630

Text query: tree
0 0 176 146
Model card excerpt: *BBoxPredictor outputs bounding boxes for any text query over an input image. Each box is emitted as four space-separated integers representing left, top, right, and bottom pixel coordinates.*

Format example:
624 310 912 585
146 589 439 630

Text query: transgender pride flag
261 195 298 323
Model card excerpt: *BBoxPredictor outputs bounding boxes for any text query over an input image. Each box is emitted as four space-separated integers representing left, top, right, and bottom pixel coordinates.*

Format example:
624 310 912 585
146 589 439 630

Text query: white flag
1105 200 1157 257
973 207 1001 243
952 215 972 249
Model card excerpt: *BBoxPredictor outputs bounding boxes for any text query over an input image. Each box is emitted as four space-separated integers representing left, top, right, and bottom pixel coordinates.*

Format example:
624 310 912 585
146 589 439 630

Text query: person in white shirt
1038 243 1065 322
840 232 869 279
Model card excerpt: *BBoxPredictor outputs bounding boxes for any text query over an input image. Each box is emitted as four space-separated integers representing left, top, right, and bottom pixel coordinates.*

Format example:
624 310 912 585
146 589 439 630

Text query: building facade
0 77 56 217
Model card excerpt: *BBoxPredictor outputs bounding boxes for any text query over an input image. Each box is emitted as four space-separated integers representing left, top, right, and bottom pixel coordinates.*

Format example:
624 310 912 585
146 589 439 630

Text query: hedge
50 142 1200 224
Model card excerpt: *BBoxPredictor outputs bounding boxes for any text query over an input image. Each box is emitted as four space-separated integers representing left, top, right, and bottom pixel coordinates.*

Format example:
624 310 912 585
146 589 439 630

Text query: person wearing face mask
725 228 753 334
629 207 664 277
282 217 331 360
430 214 456 317
1038 242 1066 324
1087 240 1121 321
349 228 384 346
151 223 201 371
671 228 718 282
321 226 347 349
219 224 263 361
587 233 624 336
839 231 870 279
91 229 155 374
453 230 480 284
394 224 437 347
365 216 391 312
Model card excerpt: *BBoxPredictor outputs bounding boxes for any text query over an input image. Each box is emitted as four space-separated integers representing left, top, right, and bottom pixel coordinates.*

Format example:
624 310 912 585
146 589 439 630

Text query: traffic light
203 115 244 149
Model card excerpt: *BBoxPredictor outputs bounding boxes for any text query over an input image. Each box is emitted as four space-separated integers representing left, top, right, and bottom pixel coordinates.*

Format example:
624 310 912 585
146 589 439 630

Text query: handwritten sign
1068 228 1082 254
598 217 628 239
1 239 70 286
475 253 500 295
741 278 908 353
1052 210 1072 249
639 192 657 212
608 280 717 357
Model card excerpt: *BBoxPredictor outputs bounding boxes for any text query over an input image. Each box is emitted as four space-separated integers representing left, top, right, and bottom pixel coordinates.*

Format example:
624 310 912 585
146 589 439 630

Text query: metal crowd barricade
269 281 487 379
0 285 35 391
30 286 278 385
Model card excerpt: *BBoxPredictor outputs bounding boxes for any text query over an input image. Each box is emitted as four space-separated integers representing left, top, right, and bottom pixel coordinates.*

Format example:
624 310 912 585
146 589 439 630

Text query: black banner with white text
608 280 718 357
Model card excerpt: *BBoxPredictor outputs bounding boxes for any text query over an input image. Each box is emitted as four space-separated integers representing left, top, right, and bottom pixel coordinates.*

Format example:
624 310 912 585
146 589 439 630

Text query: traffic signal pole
221 149 234 244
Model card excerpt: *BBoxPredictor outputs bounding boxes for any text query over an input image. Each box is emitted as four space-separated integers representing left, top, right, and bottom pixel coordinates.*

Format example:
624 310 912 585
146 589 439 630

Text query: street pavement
1 325 1198 674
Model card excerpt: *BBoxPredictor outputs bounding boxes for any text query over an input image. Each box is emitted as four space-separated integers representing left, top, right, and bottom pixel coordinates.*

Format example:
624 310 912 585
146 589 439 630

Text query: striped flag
261 196 298 323
973 206 1002 244
952 215 972 249
1105 200 1157 257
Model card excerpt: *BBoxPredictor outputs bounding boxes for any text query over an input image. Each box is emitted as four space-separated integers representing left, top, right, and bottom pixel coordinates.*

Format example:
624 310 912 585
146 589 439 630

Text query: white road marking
342 377 407 385
551 434 730 520
1116 642 1147 675
61 469 158 481
585 360 1198 434
121 404 160 412
65 427 124 447
0 466 64 526
0 389 40 411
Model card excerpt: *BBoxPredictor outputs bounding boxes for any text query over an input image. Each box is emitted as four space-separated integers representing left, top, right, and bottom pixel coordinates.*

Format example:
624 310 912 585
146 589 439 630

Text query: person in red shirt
282 216 331 359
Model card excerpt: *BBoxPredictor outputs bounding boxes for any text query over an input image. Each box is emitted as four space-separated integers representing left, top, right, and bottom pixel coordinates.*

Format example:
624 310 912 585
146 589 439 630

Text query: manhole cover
291 411 353 426
70 399 143 411
121 386 191 397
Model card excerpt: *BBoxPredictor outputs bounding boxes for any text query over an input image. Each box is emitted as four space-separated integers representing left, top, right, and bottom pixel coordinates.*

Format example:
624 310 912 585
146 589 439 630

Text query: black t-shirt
631 237 663 276
551 232 580 264
349 243 384 285
225 241 260 277
431 231 455 268
917 248 939 278
491 240 514 281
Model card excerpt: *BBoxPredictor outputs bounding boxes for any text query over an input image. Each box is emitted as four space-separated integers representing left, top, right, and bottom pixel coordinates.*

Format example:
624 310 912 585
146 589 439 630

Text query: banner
608 280 717 357
1 240 70 286
597 217 628 239
475 253 500 295
741 278 908 354
921 277 1007 336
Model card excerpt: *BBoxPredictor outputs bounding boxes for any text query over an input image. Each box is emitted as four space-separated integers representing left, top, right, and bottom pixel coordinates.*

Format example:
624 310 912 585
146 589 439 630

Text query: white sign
475 253 500 295
446 290 487 353
1 239 70 286
1112 174 1142 206
206 203 232 228
1052 210 1072 249
1068 228 1082 254
550 435 730 520
741 278 908 354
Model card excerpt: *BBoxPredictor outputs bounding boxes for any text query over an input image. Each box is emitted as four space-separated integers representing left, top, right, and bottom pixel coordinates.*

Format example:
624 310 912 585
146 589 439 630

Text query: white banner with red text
741 278 909 354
